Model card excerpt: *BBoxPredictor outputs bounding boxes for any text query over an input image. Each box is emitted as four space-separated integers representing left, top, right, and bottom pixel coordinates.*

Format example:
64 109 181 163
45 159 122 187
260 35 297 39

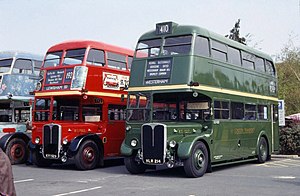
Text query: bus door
212 120 233 162
212 100 232 162
104 104 126 156
271 104 279 152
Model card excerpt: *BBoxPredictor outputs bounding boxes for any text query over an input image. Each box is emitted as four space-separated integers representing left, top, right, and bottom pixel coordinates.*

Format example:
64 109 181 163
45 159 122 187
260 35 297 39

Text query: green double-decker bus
121 22 279 177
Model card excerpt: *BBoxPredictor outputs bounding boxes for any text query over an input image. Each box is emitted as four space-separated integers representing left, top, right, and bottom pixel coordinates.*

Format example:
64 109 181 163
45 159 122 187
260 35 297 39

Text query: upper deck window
63 48 86 65
195 36 210 57
107 52 127 70
255 57 265 72
228 46 241 66
128 56 133 70
211 40 227 62
0 59 13 73
242 51 255 70
33 60 42 75
265 60 275 76
44 51 63 68
12 59 33 74
136 39 162 58
162 35 192 55
87 49 105 66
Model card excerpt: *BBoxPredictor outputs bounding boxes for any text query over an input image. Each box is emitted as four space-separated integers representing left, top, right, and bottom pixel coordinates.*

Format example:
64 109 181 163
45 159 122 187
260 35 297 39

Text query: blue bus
0 51 43 164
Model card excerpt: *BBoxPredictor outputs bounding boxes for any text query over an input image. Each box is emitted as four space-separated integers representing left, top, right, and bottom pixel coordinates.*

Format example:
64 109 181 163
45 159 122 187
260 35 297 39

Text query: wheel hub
194 149 205 169
11 144 24 159
83 147 95 162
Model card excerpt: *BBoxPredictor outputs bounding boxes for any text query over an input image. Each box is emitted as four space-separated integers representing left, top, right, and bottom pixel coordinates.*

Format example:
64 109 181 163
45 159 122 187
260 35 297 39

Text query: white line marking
273 176 296 179
14 179 34 183
52 186 102 196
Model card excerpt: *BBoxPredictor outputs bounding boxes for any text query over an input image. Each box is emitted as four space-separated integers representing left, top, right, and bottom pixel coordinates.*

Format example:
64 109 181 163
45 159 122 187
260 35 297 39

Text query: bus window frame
43 51 63 68
63 48 86 66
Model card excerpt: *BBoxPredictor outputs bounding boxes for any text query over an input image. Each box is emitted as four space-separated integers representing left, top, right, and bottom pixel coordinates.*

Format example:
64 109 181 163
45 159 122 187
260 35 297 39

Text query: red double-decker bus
30 40 133 170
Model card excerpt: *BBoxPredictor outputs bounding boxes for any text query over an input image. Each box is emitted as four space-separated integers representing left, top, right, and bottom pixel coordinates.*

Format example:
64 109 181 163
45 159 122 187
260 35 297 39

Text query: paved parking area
12 157 300 196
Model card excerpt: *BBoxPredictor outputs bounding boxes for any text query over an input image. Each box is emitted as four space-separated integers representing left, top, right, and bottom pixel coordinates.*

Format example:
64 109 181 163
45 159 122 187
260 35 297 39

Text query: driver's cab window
83 105 102 122
183 101 210 121
108 105 126 121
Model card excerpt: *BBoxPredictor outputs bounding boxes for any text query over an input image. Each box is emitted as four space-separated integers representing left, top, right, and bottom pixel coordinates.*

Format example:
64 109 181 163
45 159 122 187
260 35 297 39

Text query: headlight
126 125 131 131
130 139 138 147
169 140 177 148
35 137 40 144
63 138 68 145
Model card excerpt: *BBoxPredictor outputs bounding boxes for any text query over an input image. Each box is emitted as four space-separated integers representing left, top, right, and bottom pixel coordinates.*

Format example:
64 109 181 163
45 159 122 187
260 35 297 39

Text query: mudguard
120 140 133 156
0 132 31 151
177 135 209 160
256 130 270 154
67 134 103 157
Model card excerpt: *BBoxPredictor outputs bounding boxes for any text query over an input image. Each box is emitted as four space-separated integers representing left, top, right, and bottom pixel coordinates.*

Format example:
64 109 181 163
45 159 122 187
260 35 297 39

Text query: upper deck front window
63 48 86 65
44 51 63 68
136 39 162 58
0 59 13 73
12 59 33 74
162 35 192 55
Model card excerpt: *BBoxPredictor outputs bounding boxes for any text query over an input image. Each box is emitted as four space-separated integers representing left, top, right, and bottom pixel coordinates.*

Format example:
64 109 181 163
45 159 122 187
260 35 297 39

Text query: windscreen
0 59 13 73
135 35 192 58
43 51 63 68
63 48 86 65
127 93 151 122
153 92 210 122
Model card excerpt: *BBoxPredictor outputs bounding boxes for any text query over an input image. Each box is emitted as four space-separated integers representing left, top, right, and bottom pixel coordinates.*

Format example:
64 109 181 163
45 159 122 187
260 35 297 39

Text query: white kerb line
52 186 102 196
14 179 34 183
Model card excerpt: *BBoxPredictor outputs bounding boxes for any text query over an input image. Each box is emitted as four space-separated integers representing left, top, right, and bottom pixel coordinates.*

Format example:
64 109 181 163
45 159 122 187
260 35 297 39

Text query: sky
0 0 299 60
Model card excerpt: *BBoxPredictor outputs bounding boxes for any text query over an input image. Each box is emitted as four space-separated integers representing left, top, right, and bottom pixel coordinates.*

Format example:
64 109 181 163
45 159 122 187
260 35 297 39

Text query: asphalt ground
12 156 300 196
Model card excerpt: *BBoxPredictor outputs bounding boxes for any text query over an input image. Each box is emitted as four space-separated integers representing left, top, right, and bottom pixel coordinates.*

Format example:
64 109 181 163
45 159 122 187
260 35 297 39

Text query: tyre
75 140 100 170
124 152 146 174
32 149 52 167
5 138 28 164
184 141 209 178
257 137 268 163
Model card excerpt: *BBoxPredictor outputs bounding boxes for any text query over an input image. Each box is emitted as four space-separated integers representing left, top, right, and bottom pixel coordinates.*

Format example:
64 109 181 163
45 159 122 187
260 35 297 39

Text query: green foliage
279 121 300 155
276 41 300 115
225 19 246 44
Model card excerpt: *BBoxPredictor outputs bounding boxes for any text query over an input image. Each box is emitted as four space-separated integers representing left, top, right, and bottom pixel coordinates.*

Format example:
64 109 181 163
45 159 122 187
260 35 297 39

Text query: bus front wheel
257 137 268 163
184 141 208 178
75 140 99 170
124 153 146 174
5 138 28 164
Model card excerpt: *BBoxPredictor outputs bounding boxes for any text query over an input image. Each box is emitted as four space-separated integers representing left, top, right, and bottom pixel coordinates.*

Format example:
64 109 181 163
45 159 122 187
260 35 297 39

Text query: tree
225 19 246 44
276 40 300 115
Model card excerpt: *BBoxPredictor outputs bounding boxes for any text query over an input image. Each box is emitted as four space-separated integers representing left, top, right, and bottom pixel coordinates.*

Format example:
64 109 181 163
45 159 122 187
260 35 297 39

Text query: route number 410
156 22 172 35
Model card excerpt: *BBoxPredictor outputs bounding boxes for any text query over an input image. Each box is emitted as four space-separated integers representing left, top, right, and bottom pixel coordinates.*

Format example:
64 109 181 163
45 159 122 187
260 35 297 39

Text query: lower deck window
214 101 230 119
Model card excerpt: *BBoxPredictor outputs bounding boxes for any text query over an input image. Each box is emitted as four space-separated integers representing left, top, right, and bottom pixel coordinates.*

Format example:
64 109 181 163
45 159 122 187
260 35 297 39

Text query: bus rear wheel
75 140 99 170
184 141 208 178
257 137 268 163
5 138 28 164
124 153 146 174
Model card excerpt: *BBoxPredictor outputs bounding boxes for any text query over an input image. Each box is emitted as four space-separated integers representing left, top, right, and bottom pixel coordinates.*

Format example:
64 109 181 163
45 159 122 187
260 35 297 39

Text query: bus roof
0 51 43 61
139 22 273 61
47 40 134 55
